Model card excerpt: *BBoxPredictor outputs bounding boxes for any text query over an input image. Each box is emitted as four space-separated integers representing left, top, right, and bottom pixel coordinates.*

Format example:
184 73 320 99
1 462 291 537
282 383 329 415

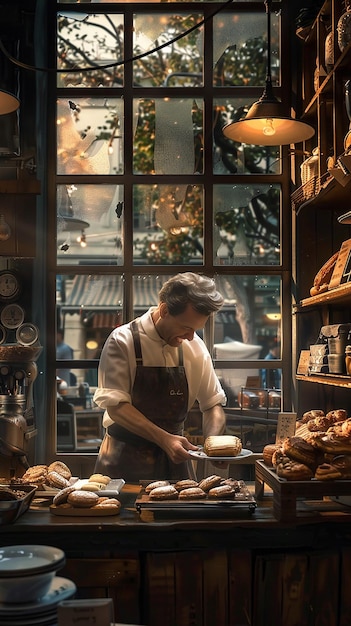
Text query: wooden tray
50 504 120 517
255 460 351 521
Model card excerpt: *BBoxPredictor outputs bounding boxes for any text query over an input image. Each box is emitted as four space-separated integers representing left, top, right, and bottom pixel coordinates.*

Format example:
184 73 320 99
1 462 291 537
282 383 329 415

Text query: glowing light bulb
0 214 11 241
263 118 276 136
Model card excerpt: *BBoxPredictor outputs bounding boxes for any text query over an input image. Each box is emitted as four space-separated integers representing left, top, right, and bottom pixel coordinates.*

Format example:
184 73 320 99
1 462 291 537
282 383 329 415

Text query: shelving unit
292 0 351 416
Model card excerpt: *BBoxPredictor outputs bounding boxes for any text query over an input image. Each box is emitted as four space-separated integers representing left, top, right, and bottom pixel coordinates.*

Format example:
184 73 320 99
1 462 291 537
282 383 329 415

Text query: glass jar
345 345 351 375
338 1 351 52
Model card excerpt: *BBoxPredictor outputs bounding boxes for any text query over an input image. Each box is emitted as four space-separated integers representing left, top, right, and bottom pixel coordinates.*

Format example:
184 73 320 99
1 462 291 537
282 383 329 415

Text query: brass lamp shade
222 0 315 146
0 89 19 115
223 83 315 146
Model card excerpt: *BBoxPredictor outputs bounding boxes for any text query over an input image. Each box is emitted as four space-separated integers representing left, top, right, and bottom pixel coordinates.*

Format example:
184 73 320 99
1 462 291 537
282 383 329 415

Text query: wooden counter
1 483 351 625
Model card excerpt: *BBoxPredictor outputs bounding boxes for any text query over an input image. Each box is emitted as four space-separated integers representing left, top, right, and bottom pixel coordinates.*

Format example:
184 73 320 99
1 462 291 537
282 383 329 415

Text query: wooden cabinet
292 0 351 416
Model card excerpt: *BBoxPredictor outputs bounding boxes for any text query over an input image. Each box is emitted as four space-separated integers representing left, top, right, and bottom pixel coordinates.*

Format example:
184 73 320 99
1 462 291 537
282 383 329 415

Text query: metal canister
345 345 351 375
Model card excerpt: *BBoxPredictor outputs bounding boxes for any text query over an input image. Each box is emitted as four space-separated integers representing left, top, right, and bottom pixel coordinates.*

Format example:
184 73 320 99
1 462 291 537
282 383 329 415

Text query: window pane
133 13 203 87
132 274 173 317
213 11 280 87
57 184 124 264
133 98 203 174
213 99 281 174
213 273 281 405
57 12 124 88
213 184 280 265
57 98 124 175
133 184 204 265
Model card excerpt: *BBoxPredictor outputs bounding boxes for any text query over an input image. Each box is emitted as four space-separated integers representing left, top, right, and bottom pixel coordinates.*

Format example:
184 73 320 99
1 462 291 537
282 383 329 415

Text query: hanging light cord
0 0 235 74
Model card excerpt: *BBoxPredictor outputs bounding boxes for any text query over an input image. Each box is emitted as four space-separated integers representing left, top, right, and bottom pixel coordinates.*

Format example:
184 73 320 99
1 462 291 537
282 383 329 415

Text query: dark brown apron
94 320 190 482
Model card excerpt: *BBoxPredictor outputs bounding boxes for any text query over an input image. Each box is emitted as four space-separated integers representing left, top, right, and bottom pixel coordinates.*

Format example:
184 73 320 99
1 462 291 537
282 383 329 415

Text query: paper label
275 412 297 444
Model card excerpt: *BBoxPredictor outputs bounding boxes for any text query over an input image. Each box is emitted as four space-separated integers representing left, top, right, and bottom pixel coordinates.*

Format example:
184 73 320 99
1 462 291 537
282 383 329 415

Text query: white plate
189 448 253 462
73 478 125 496
0 577 76 616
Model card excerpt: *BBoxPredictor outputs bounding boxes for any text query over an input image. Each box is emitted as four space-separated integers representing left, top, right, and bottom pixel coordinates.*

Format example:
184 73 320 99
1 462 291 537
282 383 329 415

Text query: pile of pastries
10 461 74 489
263 408 351 481
144 476 243 500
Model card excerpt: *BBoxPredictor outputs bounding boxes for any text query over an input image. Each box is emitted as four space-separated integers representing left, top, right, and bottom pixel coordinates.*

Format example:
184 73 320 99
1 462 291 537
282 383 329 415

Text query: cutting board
50 504 121 517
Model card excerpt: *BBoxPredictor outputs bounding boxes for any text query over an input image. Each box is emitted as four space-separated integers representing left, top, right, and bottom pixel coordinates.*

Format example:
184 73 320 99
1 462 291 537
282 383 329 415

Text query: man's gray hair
158 272 224 317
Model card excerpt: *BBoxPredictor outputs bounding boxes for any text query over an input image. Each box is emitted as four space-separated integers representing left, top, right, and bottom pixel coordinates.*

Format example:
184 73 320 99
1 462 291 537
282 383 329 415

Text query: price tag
275 412 297 444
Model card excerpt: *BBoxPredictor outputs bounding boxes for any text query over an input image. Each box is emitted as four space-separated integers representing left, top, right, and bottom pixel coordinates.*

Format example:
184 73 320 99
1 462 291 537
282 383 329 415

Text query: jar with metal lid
345 345 351 375
338 0 351 52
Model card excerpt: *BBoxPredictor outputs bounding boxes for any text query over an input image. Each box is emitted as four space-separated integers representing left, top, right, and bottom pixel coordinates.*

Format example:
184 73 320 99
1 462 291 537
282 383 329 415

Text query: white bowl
0 545 65 604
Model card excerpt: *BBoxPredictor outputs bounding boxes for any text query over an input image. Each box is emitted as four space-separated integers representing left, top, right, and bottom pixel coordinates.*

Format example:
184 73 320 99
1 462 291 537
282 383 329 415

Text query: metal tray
135 480 256 515
0 484 37 524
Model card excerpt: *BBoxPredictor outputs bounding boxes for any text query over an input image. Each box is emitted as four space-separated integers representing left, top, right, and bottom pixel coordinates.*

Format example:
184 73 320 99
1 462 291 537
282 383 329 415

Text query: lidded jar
345 345 351 375
338 0 351 52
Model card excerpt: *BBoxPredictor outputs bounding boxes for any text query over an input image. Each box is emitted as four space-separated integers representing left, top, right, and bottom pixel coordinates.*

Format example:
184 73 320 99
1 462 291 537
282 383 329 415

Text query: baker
93 272 227 482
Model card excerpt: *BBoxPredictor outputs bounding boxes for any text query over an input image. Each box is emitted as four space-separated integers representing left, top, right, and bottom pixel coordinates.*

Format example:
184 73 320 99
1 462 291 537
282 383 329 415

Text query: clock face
0 271 21 302
16 323 39 346
0 304 25 329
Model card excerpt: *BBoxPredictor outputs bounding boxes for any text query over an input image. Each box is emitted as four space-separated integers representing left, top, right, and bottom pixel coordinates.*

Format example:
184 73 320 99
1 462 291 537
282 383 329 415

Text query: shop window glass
213 184 280 265
57 12 124 88
57 98 124 176
132 13 203 87
132 184 204 265
57 184 124 264
213 11 280 87
133 98 204 175
213 99 281 175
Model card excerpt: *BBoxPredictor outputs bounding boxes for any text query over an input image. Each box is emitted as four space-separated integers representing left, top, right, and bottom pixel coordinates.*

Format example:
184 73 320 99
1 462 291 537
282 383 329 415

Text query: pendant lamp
0 89 19 115
222 0 315 146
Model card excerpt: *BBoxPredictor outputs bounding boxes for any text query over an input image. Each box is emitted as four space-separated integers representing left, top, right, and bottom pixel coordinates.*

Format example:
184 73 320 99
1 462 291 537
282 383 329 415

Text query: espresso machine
0 342 42 478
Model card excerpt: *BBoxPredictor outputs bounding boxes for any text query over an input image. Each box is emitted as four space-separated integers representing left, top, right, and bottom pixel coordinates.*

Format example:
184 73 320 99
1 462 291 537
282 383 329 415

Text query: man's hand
160 433 199 464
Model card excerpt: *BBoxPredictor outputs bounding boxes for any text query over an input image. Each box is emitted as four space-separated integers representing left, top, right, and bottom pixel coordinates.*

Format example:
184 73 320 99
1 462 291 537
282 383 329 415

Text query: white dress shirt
93 308 226 427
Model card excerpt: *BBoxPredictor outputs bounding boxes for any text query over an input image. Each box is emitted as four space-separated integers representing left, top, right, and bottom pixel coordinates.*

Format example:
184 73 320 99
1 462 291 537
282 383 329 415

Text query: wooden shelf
296 373 351 388
297 283 351 309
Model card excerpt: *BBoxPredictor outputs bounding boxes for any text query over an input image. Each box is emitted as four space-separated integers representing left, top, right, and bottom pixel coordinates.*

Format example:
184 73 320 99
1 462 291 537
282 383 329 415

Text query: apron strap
131 319 184 365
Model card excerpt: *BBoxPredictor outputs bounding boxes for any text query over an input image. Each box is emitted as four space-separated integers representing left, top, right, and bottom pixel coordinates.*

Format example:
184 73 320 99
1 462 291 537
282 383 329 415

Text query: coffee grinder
0 341 42 478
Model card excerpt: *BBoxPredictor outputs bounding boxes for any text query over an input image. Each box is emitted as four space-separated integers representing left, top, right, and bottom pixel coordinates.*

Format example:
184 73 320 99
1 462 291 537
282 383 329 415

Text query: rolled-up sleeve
93 327 135 409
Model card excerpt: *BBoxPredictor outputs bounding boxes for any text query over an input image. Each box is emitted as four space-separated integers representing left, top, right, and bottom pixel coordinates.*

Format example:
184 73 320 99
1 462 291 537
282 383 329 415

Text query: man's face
155 302 209 347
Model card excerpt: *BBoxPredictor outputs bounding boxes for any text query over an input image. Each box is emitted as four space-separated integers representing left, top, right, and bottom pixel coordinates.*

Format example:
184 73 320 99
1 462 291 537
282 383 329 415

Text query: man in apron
93 272 227 482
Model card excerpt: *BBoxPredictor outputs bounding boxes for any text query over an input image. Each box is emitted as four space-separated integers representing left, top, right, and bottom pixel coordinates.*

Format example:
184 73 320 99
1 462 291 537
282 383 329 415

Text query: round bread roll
326 409 347 423
330 455 351 478
208 484 236 499
178 487 206 500
263 444 281 467
67 490 99 508
315 463 342 481
276 459 313 481
53 485 76 506
89 473 111 485
80 481 104 492
301 410 325 424
48 461 71 480
145 480 170 494
93 498 121 511
198 475 222 492
148 485 178 500
174 479 199 491
46 470 71 490
21 465 48 485
282 436 319 469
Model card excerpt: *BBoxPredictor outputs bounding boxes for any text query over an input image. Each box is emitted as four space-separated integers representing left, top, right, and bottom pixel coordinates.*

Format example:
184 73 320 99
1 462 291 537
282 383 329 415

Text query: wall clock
0 303 25 330
0 270 21 302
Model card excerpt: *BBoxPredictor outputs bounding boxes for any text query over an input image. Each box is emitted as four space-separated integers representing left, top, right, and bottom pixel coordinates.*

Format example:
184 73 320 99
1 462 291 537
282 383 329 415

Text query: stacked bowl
0 545 76 625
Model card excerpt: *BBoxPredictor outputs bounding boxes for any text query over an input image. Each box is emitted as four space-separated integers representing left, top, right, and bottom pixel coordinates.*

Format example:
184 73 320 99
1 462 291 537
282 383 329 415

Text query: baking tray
35 478 125 499
0 484 37 524
135 480 256 516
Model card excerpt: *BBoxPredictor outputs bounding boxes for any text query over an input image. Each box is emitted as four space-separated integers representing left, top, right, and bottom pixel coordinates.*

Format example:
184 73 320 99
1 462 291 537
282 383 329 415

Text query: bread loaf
204 435 242 457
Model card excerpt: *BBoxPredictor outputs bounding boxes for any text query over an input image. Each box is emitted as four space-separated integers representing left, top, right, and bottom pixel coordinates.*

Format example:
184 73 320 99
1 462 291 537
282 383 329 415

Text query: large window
52 0 291 456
